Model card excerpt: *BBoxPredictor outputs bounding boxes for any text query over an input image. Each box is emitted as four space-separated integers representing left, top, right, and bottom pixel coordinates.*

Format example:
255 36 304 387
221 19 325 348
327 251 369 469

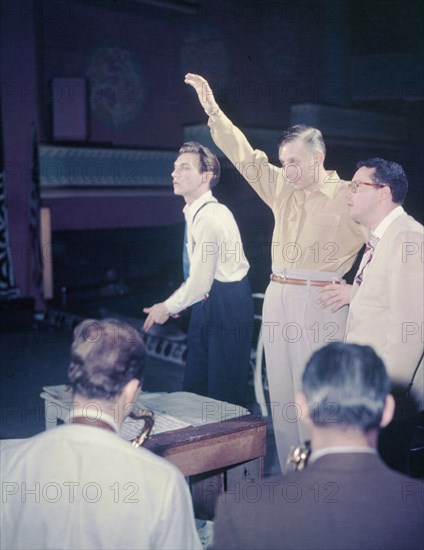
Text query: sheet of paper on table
120 411 191 440
41 384 73 401
138 391 249 426
41 386 249 437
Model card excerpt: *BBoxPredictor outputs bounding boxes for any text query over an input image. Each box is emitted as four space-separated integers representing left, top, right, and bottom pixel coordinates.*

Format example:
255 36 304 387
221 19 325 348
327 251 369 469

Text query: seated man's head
68 319 146 422
299 342 395 446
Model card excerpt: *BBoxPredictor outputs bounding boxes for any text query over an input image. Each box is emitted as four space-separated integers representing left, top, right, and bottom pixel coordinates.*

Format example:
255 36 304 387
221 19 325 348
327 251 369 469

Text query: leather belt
270 274 340 287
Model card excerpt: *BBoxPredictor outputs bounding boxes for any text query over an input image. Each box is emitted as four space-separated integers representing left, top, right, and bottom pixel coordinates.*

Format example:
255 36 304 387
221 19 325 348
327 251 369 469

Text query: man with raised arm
185 73 366 471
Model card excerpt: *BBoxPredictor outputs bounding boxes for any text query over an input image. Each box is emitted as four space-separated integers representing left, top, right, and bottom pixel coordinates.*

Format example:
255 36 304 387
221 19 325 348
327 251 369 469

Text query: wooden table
145 414 267 518
40 388 267 519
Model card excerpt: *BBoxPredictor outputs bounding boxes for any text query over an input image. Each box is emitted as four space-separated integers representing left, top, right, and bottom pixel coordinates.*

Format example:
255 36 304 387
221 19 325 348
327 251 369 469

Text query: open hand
317 280 352 312
143 303 170 331
184 73 219 115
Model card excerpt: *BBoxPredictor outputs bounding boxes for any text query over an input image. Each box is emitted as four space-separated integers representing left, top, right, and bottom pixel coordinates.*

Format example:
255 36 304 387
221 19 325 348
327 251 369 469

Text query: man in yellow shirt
185 73 366 471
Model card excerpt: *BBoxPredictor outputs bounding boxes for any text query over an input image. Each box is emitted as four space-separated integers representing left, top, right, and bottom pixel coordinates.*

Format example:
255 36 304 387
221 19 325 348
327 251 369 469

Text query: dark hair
356 157 408 204
278 125 326 157
178 141 221 188
68 318 146 400
302 342 390 432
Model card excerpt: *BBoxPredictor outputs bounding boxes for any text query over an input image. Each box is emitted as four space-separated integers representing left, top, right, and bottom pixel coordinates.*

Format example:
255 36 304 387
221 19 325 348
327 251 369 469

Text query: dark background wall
38 0 322 147
1 0 423 316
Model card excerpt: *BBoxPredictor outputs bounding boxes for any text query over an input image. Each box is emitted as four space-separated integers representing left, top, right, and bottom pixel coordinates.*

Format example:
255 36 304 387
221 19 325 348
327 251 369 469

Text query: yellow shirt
209 112 367 275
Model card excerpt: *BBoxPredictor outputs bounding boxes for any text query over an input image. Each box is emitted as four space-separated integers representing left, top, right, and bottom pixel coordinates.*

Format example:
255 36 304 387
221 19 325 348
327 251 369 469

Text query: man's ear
379 184 392 202
201 170 214 186
314 150 325 166
296 391 313 428
380 394 395 428
123 378 141 405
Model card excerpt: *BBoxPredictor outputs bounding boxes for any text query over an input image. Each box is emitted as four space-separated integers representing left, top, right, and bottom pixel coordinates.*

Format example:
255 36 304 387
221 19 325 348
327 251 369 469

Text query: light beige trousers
263 270 348 472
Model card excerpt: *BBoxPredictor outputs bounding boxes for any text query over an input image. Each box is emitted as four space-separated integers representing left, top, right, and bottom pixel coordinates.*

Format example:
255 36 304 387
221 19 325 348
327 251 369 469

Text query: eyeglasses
348 180 386 193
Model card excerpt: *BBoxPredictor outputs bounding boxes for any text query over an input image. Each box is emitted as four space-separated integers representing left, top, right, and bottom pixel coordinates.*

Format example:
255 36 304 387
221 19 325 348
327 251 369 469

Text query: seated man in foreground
1 318 201 550
212 342 423 550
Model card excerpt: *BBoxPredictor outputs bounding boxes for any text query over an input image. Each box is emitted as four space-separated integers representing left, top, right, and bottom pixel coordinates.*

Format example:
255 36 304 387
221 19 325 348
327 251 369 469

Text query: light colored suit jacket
346 212 423 408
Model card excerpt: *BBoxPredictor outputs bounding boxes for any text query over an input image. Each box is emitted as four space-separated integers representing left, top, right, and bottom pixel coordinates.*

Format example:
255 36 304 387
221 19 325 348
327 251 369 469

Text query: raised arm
185 73 281 207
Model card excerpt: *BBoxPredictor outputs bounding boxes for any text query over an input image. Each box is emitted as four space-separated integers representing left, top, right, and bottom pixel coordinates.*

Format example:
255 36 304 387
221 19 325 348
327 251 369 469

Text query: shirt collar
66 407 120 434
309 446 377 464
183 190 216 221
320 170 341 198
373 205 404 239
300 171 340 199
292 171 340 202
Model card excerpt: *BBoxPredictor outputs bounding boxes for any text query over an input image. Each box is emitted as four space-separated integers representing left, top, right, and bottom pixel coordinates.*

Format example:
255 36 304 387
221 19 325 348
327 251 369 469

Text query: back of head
279 124 326 158
68 318 146 400
302 342 390 432
178 141 221 187
356 157 408 204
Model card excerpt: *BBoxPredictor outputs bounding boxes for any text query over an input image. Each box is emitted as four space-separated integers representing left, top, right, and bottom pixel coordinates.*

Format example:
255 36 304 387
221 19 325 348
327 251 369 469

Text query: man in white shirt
212 342 423 550
143 141 253 406
1 318 201 550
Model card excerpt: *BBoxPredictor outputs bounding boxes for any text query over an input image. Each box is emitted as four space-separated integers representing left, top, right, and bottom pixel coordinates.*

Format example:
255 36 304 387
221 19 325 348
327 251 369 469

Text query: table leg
189 457 263 520
190 471 224 520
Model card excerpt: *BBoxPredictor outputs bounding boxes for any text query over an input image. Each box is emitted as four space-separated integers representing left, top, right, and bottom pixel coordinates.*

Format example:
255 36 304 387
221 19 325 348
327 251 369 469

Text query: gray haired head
279 125 326 158
302 342 390 432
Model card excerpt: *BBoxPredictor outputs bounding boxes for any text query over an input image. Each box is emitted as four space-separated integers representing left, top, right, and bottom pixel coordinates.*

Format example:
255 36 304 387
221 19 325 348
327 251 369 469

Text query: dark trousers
183 276 253 407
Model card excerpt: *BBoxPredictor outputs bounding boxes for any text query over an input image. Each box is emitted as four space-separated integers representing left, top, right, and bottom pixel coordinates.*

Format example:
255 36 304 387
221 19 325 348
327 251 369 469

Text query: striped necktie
355 235 379 286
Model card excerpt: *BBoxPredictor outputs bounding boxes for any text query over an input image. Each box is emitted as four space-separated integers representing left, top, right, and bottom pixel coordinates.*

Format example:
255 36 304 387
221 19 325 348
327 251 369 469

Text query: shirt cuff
207 108 226 126
164 297 180 316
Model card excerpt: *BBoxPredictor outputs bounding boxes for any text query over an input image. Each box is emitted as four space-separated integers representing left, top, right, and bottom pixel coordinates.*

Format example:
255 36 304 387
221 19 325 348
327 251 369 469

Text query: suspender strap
192 200 216 224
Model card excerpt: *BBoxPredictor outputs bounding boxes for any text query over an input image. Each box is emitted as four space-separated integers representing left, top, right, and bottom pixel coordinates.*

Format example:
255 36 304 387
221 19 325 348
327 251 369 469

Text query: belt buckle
271 273 286 283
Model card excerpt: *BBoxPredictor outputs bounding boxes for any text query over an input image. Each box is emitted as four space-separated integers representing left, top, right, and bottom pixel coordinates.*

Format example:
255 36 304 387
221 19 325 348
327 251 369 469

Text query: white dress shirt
354 206 405 286
165 190 249 314
309 446 377 464
66 407 120 432
1 424 202 550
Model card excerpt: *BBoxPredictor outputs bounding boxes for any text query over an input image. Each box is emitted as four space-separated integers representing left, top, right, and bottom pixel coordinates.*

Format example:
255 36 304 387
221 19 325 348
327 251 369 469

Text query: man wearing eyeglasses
319 158 423 413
